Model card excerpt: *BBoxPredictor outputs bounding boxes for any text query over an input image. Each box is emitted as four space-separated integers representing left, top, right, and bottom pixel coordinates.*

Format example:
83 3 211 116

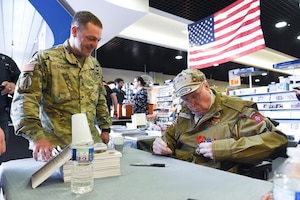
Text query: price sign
228 69 241 87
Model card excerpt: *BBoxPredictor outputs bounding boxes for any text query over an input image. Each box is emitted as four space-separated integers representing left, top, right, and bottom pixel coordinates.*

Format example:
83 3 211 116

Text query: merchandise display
151 84 176 128
229 86 300 142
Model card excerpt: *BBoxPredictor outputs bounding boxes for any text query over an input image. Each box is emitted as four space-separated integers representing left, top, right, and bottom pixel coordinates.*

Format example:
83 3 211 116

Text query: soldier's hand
0 128 6 155
33 138 53 162
101 132 110 144
198 142 214 159
152 137 172 155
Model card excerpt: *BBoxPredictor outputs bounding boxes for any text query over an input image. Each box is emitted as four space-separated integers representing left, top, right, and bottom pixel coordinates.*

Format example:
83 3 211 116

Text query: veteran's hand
261 191 272 200
152 137 172 155
33 138 53 162
0 128 6 155
198 142 214 159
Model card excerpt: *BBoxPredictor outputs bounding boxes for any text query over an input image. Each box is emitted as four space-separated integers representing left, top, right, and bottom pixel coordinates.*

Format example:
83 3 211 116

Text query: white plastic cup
113 136 124 153
72 113 93 145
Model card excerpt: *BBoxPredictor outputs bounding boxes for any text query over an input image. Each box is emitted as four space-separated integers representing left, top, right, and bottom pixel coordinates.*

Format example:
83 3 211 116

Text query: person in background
0 127 6 155
11 11 111 162
0 53 20 163
152 68 287 174
132 76 148 114
103 80 118 118
112 78 126 104
293 87 300 101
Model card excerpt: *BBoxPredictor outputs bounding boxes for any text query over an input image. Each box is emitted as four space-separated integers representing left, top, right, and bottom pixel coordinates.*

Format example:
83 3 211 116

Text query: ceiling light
255 79 260 82
297 35 300 40
213 64 219 67
275 21 287 28
261 72 267 76
175 55 182 60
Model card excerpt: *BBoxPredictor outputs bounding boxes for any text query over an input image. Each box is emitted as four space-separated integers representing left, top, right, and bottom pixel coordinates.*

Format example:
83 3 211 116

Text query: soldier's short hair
72 11 103 29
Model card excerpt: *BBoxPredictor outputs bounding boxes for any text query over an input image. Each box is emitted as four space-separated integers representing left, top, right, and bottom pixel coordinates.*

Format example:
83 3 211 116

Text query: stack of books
60 149 122 182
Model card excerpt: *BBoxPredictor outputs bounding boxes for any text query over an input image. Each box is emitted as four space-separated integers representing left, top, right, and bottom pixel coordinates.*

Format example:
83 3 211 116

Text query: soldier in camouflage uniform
11 11 111 161
153 69 288 173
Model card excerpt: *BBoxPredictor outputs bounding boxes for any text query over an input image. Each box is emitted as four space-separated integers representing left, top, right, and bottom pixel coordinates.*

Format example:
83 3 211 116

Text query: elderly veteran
152 68 287 174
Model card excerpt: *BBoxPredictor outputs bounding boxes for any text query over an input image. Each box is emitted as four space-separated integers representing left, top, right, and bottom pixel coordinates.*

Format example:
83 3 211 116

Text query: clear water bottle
71 142 94 194
273 147 300 200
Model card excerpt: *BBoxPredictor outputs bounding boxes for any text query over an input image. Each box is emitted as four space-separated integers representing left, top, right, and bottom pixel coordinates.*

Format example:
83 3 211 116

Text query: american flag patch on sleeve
22 63 35 72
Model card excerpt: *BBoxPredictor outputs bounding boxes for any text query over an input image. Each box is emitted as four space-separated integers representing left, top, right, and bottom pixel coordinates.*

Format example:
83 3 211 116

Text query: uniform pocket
50 66 78 103
79 67 101 105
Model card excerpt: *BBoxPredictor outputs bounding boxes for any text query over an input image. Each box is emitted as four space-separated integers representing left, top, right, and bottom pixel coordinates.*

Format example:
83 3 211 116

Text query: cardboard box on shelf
268 83 277 92
255 86 269 94
276 83 289 91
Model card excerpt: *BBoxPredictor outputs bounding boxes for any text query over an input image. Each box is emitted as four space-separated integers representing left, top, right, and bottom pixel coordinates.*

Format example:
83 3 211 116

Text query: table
112 118 132 126
0 148 272 200
110 127 161 149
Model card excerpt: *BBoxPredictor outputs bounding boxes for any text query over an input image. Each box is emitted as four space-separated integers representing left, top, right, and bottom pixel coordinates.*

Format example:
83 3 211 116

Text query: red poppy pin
195 136 217 155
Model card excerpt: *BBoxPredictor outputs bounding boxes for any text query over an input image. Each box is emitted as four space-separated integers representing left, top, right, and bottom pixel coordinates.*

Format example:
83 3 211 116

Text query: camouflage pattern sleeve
11 53 47 142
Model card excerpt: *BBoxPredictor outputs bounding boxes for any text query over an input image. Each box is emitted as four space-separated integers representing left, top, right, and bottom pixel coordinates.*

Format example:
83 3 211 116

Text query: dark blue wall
29 0 72 45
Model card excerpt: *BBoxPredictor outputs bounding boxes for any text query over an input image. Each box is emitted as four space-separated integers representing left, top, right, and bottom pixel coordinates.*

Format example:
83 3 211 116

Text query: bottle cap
71 113 93 145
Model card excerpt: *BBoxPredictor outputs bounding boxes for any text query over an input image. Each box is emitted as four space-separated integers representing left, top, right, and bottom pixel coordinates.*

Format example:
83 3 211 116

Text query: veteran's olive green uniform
164 89 288 172
11 40 112 147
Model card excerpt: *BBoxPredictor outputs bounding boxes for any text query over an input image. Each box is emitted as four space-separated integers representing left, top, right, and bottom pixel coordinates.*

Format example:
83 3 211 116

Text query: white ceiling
0 0 43 69
0 0 298 76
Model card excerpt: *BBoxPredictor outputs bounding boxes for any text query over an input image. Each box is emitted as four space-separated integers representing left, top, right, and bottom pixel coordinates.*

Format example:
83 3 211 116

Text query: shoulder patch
22 63 35 72
249 111 264 124
179 112 191 119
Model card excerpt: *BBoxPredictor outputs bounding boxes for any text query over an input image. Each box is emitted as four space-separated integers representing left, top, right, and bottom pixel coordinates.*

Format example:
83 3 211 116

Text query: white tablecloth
0 148 272 200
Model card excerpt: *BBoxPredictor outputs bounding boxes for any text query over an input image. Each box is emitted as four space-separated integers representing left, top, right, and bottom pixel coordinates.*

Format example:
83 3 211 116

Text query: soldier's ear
71 26 78 37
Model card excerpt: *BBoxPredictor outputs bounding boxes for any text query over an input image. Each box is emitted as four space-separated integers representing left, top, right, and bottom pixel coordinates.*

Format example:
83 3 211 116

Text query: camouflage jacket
11 40 112 147
163 89 288 172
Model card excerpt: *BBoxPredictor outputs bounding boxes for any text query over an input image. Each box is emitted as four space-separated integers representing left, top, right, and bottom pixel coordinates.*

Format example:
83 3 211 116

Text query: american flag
188 0 265 69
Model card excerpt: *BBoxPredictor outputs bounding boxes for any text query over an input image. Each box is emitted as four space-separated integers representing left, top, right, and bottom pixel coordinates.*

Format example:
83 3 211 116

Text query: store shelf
230 87 300 141
150 84 175 126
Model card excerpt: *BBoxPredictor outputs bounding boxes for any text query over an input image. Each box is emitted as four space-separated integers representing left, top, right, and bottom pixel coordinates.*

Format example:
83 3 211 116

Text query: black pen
130 163 165 167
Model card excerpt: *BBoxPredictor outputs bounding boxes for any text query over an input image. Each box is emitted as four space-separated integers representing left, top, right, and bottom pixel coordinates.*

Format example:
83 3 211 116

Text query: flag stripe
189 23 263 57
189 35 265 65
188 0 265 69
189 1 261 54
215 0 259 31
215 7 260 40
189 36 265 68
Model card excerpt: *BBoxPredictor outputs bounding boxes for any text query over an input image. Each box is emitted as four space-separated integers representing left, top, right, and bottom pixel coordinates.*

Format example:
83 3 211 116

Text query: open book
31 143 119 188
31 145 72 189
